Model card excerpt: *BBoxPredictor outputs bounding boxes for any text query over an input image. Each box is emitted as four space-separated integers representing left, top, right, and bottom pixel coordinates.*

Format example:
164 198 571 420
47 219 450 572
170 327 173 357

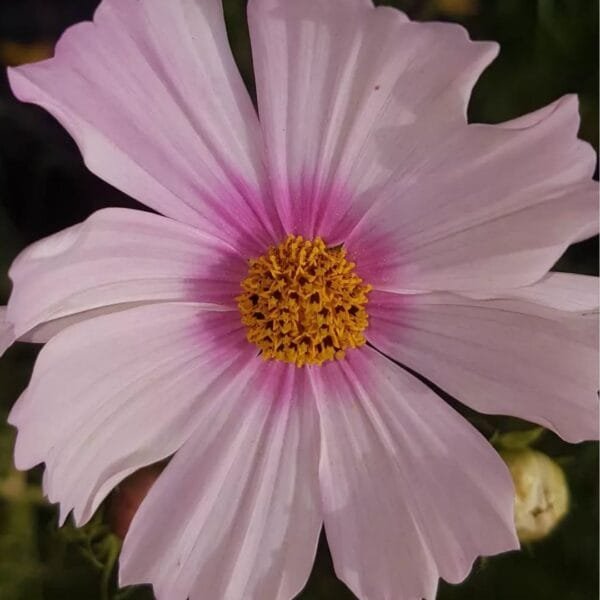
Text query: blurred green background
0 1 597 599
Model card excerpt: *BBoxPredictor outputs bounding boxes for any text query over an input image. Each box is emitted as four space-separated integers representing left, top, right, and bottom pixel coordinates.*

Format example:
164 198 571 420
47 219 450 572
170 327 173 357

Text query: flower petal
368 284 600 443
346 95 598 292
314 346 517 600
8 0 280 252
0 307 15 357
120 362 321 600
8 303 252 525
248 0 497 238
462 272 599 312
7 208 246 340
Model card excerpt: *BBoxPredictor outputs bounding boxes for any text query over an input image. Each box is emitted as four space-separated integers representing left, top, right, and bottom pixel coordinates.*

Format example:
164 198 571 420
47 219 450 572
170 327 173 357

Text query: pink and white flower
2 1 598 599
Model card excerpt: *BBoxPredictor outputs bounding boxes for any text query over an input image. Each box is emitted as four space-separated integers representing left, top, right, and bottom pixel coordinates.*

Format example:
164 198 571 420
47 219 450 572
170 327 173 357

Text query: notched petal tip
409 19 500 96
316 349 519 600
0 307 15 358
499 94 580 131
10 408 46 473
499 94 597 173
6 64 38 102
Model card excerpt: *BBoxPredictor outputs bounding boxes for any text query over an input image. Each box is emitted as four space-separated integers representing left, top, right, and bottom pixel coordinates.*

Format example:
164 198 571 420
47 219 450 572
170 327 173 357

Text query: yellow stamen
237 235 372 367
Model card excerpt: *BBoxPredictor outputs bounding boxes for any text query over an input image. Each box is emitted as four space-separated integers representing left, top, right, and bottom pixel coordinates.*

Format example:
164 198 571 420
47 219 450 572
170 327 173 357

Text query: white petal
0 307 15 357
314 347 518 600
7 208 246 340
462 272 599 312
8 0 280 251
346 96 598 292
368 287 599 443
9 303 251 525
120 362 321 600
248 0 496 238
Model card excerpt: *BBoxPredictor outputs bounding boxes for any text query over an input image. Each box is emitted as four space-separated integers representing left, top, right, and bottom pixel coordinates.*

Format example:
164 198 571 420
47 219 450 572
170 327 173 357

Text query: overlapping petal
120 362 321 600
0 307 15 357
345 96 598 292
314 347 518 600
8 0 281 253
8 303 253 525
7 208 246 341
463 272 599 311
368 280 600 443
248 0 497 238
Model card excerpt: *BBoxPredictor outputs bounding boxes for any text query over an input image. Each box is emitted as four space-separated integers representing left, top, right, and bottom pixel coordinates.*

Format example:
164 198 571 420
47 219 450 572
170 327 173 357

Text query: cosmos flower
2 0 598 599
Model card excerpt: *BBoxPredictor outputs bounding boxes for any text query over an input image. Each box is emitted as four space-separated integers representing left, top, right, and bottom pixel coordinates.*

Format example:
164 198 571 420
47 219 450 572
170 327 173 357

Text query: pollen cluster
237 235 372 367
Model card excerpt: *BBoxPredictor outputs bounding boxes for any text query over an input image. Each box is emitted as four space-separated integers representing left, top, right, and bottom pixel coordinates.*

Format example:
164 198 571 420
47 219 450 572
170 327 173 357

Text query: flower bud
435 0 479 17
501 449 569 543
108 464 163 538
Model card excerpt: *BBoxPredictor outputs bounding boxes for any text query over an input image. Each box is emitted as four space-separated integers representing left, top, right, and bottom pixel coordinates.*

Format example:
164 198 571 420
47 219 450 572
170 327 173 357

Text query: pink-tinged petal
0 307 15 357
346 95 598 292
7 208 246 340
120 362 321 600
8 0 280 252
248 0 497 238
368 288 599 443
18 304 157 345
314 347 518 600
8 303 253 525
463 272 599 312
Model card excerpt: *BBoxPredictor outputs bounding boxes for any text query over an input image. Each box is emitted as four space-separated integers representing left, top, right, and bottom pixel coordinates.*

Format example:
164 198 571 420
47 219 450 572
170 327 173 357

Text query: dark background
0 1 597 599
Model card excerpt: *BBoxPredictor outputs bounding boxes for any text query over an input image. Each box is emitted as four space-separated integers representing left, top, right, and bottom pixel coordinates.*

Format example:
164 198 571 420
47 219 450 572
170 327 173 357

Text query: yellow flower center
237 235 372 367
